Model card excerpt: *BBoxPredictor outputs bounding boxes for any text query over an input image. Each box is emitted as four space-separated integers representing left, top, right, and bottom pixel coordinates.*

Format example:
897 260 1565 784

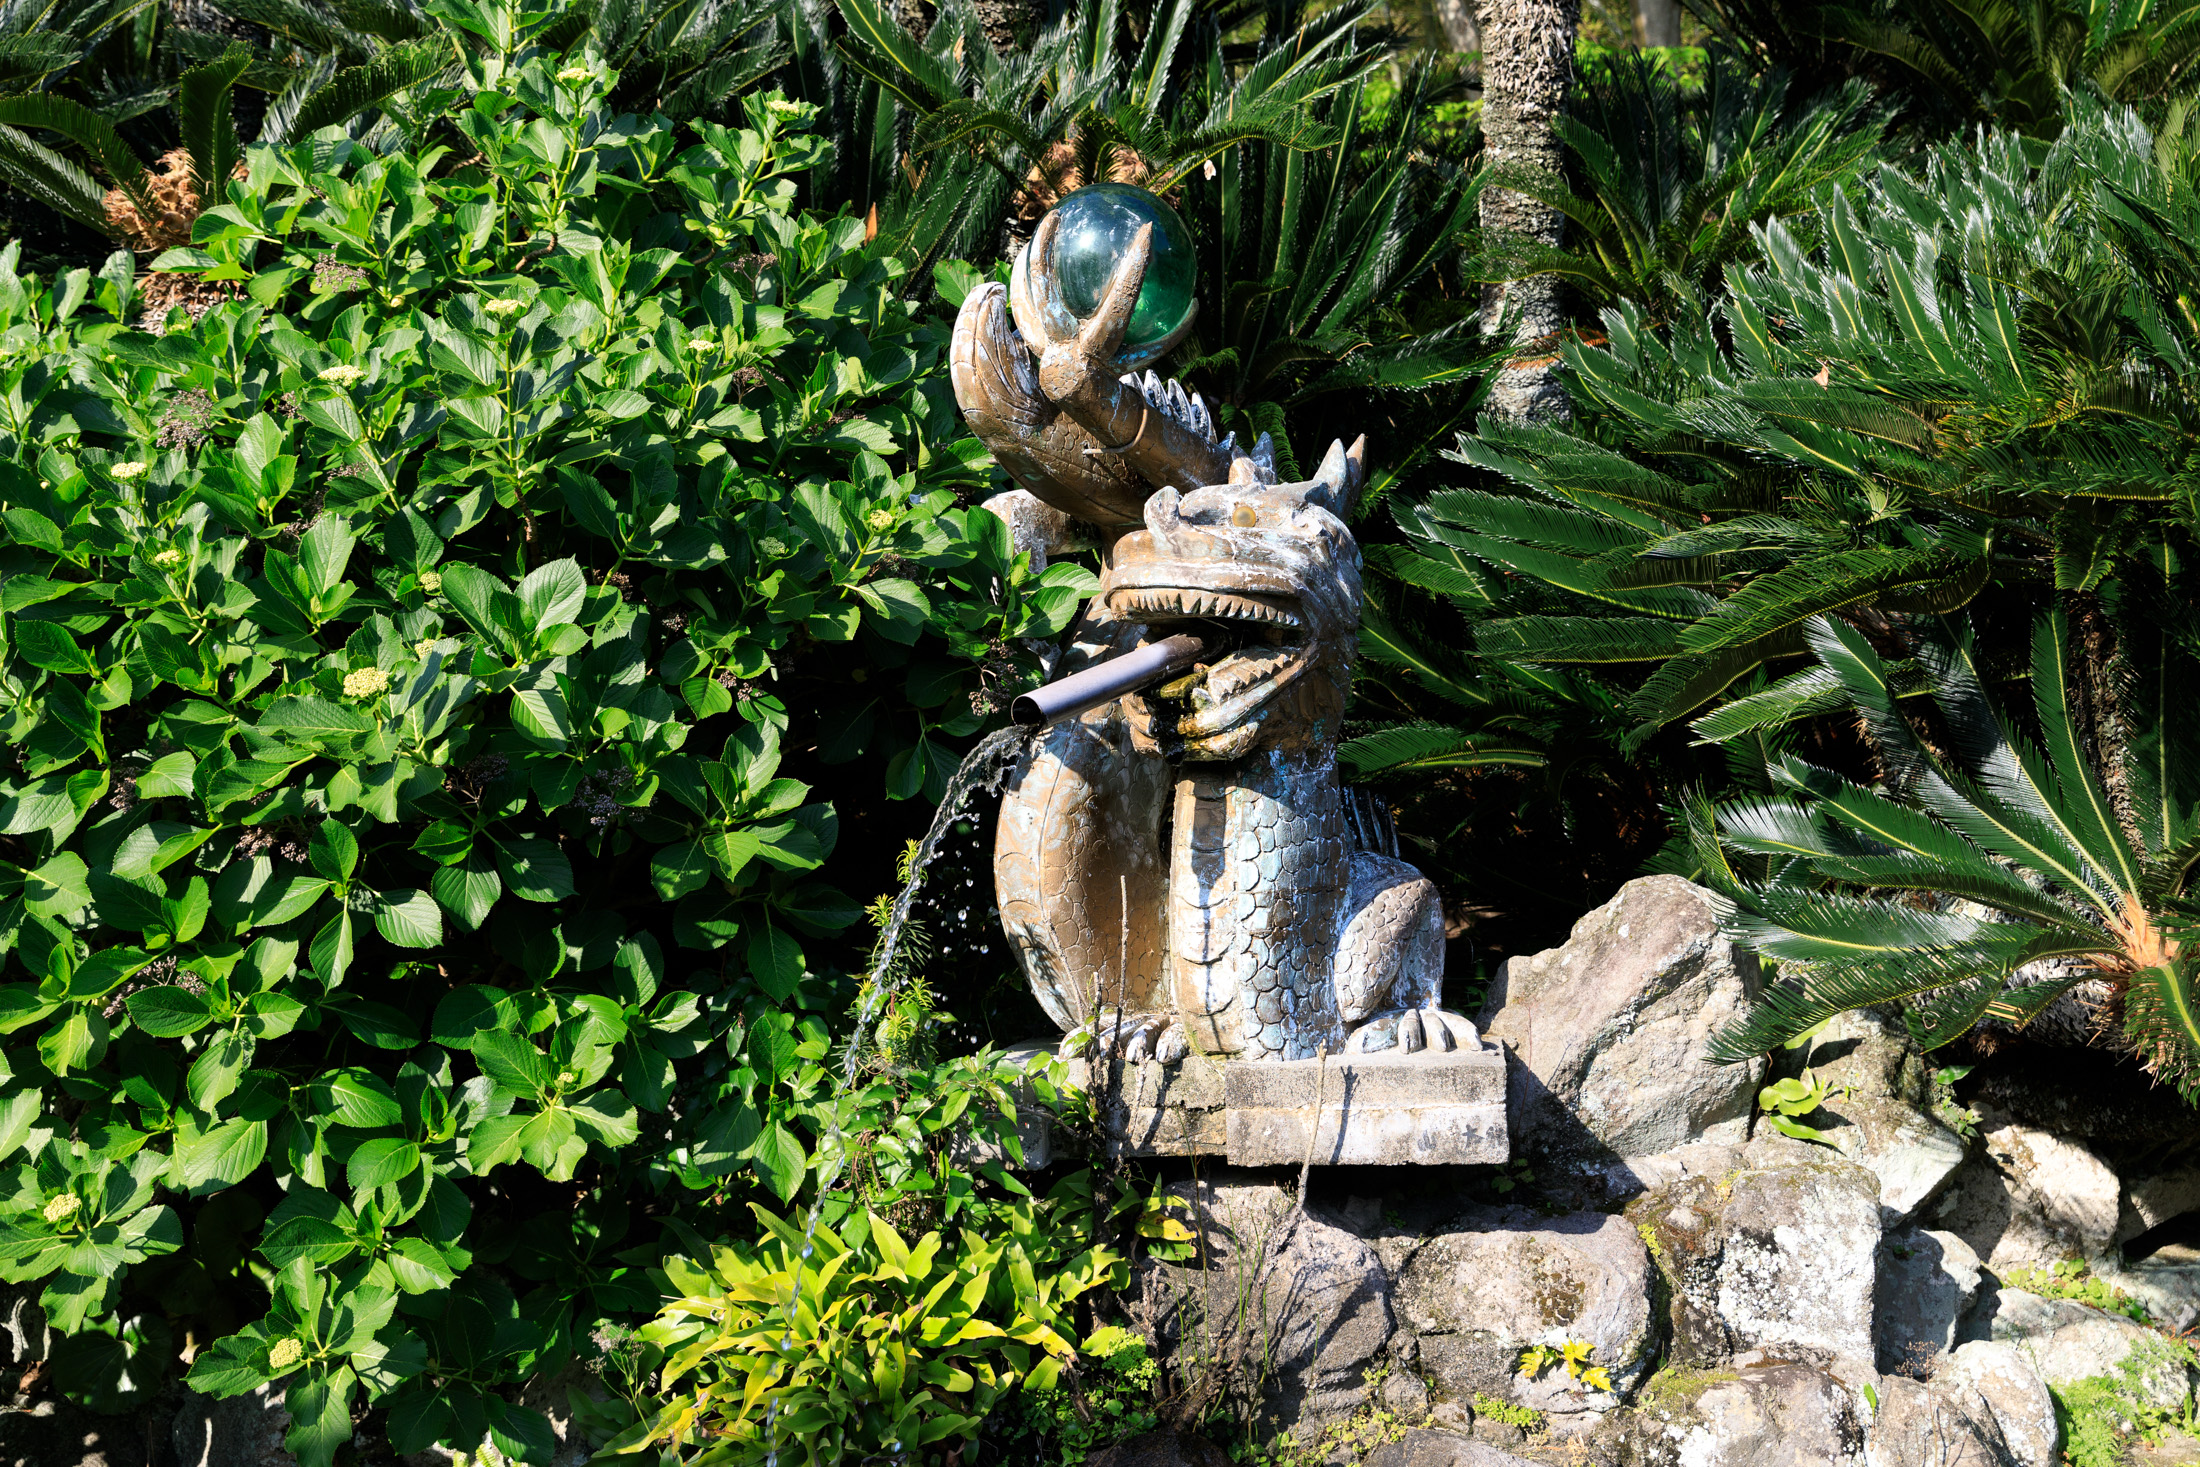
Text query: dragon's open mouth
1105 583 1311 746
1109 586 1303 629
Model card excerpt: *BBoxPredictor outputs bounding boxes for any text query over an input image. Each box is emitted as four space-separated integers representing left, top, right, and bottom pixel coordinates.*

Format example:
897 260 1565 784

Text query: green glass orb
1046 183 1197 350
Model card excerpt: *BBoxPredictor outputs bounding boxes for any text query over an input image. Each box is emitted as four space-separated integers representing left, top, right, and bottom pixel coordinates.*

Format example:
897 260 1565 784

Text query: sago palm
1685 606 2200 1097
1686 0 2200 138
1400 98 2200 740
1471 47 1888 325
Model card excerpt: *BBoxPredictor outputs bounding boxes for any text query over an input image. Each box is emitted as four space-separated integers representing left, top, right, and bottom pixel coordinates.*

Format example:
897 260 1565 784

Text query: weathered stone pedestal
1038 1042 1509 1166
1224 1046 1508 1165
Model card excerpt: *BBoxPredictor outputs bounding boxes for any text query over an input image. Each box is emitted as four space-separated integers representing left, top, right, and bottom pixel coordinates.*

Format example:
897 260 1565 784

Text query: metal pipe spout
1011 630 1226 729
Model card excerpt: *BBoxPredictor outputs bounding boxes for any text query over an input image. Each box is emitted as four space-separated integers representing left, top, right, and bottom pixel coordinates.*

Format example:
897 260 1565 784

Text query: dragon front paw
1346 1007 1483 1057
1061 1012 1189 1065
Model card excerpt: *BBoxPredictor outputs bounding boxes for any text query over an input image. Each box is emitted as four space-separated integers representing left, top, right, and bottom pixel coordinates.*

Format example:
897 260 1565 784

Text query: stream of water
761 724 1032 1466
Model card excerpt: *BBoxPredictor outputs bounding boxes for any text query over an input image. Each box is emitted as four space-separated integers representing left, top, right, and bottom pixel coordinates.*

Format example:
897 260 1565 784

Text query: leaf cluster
0 61 1077 1464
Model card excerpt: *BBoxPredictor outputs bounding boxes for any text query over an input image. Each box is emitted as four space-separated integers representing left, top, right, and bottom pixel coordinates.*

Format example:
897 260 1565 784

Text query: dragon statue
951 206 1477 1065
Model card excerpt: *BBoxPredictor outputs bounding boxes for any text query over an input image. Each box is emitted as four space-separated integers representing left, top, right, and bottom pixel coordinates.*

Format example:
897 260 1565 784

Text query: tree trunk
1635 0 1681 47
1478 0 1580 424
1433 0 1480 52
972 0 1045 53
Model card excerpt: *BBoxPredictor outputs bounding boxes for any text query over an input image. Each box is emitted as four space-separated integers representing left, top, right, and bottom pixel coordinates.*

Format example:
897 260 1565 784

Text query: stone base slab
1066 1052 1230 1158
1029 1042 1509 1165
1224 1046 1509 1166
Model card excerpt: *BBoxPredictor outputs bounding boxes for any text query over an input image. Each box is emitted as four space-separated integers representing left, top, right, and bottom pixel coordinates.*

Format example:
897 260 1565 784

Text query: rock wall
1123 876 2200 1466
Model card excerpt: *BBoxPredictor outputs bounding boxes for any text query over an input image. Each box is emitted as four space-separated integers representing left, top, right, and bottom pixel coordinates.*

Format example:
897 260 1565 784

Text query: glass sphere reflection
1044 183 1196 350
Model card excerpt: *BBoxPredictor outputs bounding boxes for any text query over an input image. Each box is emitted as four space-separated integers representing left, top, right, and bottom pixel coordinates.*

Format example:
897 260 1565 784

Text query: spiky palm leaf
0 90 151 227
1471 48 1888 324
1403 100 2200 738
1693 610 2200 1095
1686 0 2200 138
277 35 446 142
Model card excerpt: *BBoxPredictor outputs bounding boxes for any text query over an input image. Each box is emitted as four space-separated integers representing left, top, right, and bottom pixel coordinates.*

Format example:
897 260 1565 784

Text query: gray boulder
0 1398 162 1467
1963 1289 2198 1414
2105 1258 2200 1335
1633 1159 1882 1369
2116 1160 2200 1247
1477 876 1766 1177
1926 1341 2060 1466
1363 1431 1540 1467
1866 1342 2059 1467
1084 1431 1235 1467
1595 1361 1868 1467
1248 1212 1396 1440
1875 1228 1983 1376
1162 1170 1293 1266
1930 1120 2121 1268
1125 1210 1394 1445
1395 1205 1657 1421
172 1385 292 1467
1748 1011 1969 1227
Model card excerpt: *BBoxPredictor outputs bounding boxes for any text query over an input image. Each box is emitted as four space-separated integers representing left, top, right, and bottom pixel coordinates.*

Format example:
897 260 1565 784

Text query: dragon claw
1347 1007 1483 1057
1061 1012 1188 1065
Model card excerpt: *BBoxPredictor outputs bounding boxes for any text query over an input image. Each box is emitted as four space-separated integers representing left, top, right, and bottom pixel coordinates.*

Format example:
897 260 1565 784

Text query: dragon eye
1230 504 1257 527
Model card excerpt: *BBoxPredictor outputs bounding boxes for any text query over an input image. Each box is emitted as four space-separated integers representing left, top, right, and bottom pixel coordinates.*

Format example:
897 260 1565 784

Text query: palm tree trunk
1478 0 1580 424
1434 0 1480 52
973 0 1044 53
1635 0 1681 46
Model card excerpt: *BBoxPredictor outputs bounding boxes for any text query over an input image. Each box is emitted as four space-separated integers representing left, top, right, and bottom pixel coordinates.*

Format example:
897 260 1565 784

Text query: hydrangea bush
0 40 1091 1463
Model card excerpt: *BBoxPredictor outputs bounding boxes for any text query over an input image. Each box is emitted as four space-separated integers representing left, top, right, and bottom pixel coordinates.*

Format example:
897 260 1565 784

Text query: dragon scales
950 213 1478 1065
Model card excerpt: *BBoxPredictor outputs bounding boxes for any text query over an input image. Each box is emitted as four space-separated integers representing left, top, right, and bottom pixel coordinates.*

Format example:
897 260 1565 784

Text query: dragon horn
1143 485 1196 557
1311 439 1350 509
1010 212 1078 351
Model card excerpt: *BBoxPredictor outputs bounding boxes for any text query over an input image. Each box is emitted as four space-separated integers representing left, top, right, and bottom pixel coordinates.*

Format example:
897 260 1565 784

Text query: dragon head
1103 438 1366 761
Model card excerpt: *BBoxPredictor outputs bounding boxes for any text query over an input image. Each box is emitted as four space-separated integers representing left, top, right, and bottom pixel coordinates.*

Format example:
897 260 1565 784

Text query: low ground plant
2052 1336 2200 1467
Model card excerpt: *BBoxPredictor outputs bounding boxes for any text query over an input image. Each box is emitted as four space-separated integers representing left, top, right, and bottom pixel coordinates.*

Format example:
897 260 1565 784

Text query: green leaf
0 94 150 226
751 1122 806 1202
346 1137 420 1193
494 839 572 902
311 1068 402 1128
746 1014 799 1081
310 822 359 883
39 1007 107 1073
187 1030 255 1111
175 1117 268 1192
259 697 375 744
283 1365 358 1467
471 1031 550 1099
745 923 804 1001
177 42 250 207
286 39 446 141
297 516 358 599
14 620 96 673
932 259 983 307
430 852 501 930
22 853 91 918
570 1090 637 1146
372 889 443 949
126 986 217 1037
517 558 585 630
185 1336 271 1398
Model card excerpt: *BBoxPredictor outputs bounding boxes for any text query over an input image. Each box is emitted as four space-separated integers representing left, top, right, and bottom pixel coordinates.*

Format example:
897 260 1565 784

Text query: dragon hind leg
1334 851 1483 1055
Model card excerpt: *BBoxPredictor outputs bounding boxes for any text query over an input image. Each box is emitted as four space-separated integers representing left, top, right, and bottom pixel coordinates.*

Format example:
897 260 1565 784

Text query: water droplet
800 1245 812 1258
